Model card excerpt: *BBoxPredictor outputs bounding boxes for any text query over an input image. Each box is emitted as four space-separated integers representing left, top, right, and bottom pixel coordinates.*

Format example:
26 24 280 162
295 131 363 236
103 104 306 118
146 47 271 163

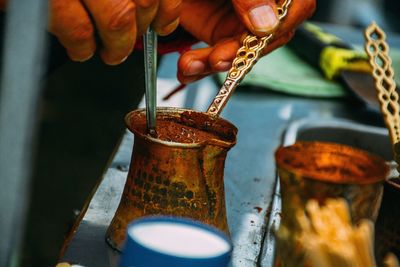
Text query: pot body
274 141 388 267
106 108 237 251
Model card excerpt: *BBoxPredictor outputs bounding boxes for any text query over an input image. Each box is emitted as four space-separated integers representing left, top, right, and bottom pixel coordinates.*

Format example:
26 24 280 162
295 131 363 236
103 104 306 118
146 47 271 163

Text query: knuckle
67 21 94 43
49 0 94 43
107 1 136 31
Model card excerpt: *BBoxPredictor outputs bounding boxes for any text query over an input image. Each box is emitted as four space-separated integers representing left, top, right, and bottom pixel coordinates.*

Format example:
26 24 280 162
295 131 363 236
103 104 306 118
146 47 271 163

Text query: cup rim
123 216 233 261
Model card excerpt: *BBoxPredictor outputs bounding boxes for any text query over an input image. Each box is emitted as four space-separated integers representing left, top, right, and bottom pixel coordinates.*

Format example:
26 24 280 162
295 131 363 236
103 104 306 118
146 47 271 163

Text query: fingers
82 0 137 65
136 0 182 37
177 39 241 84
275 0 316 38
177 38 243 84
135 0 159 36
180 1 244 45
152 0 181 36
231 0 316 38
49 0 96 62
177 31 294 84
232 0 279 36
177 46 213 84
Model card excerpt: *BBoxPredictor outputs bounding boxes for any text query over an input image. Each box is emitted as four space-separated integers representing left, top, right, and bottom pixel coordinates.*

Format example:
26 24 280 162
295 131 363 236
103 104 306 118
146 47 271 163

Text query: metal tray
259 118 393 266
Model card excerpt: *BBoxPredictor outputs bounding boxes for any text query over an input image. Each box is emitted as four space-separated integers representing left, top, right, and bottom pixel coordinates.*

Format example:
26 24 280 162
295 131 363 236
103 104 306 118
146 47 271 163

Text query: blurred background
313 0 399 31
0 0 399 266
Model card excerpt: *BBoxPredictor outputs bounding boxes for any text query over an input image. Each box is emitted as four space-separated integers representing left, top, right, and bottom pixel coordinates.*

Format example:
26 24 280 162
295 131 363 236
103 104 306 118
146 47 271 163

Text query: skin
48 0 182 65
0 0 315 82
177 0 316 83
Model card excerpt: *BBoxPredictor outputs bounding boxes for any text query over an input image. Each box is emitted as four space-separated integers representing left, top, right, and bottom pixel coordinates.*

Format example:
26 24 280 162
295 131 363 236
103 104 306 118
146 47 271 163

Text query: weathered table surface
61 24 400 266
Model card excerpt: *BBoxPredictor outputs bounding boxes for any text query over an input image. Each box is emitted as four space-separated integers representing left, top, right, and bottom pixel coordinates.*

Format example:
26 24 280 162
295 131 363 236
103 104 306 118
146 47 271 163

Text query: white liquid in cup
129 222 231 258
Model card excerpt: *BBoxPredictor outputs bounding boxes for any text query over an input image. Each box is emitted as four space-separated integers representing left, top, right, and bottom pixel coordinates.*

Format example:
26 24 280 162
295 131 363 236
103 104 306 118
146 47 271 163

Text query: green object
216 46 400 98
291 23 371 80
217 46 346 97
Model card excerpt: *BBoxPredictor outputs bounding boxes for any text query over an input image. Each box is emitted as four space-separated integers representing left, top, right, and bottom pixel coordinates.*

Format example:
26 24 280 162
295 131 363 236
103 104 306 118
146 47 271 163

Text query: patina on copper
106 107 237 251
275 141 389 267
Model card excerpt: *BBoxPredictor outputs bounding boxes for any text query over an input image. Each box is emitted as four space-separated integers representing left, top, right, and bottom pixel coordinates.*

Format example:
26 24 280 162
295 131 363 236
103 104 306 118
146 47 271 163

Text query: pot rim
275 141 389 185
125 107 238 149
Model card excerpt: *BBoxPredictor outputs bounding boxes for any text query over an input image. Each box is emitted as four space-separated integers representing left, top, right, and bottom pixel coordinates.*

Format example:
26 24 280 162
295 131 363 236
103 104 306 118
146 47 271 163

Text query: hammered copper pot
274 141 389 267
106 107 237 251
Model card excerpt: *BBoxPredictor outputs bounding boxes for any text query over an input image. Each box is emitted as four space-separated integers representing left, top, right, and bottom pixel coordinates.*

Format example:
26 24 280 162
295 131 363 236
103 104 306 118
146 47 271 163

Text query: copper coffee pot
106 108 237 250
275 141 388 267
106 0 292 251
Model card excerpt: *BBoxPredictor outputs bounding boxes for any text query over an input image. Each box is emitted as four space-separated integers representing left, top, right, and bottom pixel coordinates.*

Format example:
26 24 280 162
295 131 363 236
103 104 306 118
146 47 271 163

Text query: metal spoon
207 0 292 116
144 28 157 136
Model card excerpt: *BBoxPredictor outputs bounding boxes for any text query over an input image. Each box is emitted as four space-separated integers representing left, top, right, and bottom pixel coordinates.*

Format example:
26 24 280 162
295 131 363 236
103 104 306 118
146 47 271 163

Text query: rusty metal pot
274 141 389 267
106 107 237 251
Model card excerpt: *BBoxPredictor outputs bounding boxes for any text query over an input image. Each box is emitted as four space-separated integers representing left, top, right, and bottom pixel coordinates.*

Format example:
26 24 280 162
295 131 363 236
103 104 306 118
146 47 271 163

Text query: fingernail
117 55 128 64
249 5 279 33
68 50 94 62
215 61 232 71
101 48 130 65
103 55 128 66
184 60 205 76
182 75 201 84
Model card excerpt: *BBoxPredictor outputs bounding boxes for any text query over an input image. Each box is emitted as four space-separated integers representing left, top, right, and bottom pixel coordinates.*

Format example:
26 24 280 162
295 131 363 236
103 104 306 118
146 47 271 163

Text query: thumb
232 0 279 36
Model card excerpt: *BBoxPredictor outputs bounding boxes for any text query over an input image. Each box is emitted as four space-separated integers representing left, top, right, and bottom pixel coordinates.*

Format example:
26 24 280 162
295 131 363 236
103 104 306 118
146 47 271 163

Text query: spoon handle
364 22 400 167
365 22 400 145
144 28 157 136
207 0 292 116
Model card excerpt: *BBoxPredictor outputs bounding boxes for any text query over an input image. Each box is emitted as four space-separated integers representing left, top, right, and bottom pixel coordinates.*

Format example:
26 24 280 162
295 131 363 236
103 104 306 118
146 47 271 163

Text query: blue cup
118 216 232 267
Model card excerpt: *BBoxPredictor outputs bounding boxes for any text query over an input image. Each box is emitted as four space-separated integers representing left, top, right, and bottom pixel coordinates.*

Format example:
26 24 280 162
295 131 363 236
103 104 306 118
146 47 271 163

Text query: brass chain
364 22 400 145
207 0 292 115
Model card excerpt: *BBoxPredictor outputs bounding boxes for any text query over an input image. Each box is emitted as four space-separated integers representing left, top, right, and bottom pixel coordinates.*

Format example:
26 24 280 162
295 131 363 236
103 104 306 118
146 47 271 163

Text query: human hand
49 0 181 65
177 0 316 84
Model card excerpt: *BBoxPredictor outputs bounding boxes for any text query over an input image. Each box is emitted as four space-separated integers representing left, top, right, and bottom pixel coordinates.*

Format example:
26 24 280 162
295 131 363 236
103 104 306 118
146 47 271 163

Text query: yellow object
55 263 71 267
296 198 399 267
303 23 342 44
320 47 372 80
384 253 400 267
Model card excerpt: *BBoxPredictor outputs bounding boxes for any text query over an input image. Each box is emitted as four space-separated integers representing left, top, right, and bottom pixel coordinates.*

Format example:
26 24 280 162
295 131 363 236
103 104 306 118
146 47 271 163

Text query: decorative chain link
207 0 292 115
364 22 400 145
